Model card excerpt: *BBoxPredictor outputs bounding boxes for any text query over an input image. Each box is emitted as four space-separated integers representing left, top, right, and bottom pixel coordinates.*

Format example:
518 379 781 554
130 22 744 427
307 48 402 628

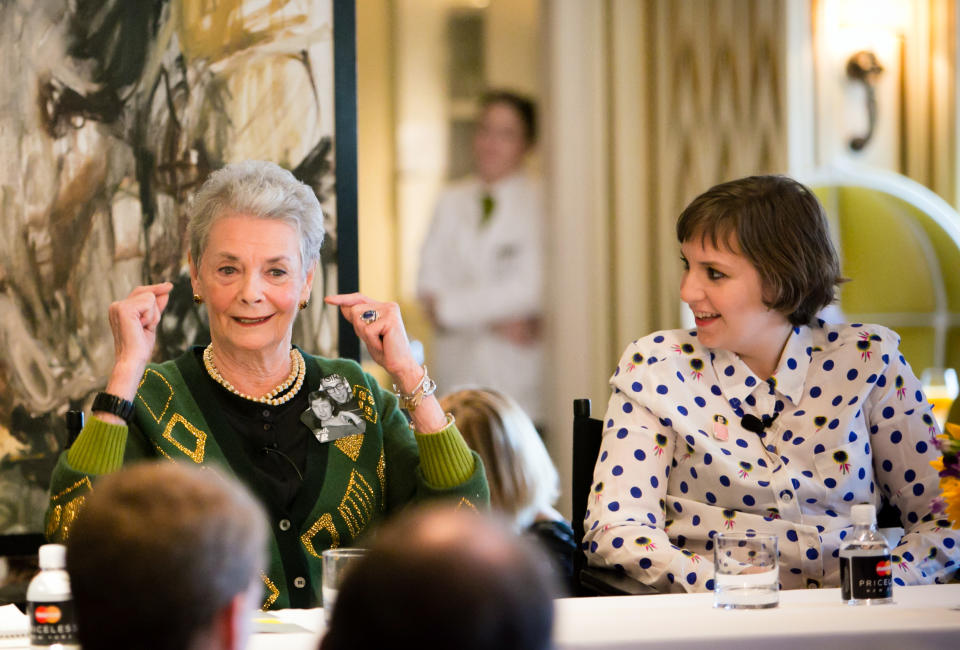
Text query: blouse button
294 576 306 589
264 423 272 431
780 490 794 502
279 519 291 532
262 409 271 418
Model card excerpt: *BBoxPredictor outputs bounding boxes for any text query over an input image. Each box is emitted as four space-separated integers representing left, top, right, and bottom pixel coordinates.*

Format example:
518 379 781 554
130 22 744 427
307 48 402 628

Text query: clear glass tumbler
321 547 367 624
713 532 779 609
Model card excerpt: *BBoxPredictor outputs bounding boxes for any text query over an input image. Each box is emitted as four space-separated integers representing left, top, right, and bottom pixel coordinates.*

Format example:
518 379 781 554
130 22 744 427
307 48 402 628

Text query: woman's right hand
103 282 173 402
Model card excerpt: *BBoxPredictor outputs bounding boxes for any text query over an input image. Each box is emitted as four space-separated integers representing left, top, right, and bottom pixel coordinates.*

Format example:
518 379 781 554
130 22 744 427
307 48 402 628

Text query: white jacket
418 172 544 421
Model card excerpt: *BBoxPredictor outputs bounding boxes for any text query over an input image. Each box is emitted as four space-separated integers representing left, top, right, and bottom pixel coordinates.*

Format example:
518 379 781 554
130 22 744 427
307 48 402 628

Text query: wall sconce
845 50 884 151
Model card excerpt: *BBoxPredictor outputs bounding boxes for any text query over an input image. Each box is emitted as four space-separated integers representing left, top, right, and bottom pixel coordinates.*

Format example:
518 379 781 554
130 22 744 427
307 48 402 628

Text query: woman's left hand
326 293 448 434
324 293 422 392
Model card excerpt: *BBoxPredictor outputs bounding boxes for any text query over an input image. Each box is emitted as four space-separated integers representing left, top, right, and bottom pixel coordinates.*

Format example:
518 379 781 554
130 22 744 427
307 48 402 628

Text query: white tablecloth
248 608 325 650
0 607 327 650
6 584 959 649
554 583 960 650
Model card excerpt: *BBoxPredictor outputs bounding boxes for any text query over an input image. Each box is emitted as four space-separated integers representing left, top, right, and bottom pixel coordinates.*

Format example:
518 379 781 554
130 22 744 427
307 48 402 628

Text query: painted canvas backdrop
0 0 343 537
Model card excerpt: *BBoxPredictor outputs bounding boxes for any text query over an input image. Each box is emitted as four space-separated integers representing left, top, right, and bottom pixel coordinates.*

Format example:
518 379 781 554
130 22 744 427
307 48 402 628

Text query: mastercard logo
875 560 892 576
33 605 62 625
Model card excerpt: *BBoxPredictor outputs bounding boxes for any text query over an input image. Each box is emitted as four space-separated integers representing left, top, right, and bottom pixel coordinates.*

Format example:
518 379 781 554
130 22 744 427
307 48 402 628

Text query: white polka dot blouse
584 321 958 592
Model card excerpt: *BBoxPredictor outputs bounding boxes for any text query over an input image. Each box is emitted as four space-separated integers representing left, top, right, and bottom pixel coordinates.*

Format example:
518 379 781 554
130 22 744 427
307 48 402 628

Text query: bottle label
28 599 79 646
840 554 893 601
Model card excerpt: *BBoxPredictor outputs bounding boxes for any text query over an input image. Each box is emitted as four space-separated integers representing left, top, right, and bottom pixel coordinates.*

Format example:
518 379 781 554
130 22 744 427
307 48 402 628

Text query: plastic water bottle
839 504 893 605
26 544 79 649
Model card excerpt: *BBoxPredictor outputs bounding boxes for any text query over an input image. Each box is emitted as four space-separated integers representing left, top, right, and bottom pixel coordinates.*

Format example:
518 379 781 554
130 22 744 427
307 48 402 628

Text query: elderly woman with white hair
45 160 488 610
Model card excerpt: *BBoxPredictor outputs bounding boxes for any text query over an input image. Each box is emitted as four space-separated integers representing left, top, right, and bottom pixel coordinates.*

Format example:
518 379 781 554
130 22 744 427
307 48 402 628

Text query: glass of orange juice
921 367 959 430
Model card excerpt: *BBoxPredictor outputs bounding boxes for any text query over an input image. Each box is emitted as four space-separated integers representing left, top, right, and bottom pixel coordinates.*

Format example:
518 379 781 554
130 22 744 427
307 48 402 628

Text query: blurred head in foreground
67 461 268 650
321 505 557 650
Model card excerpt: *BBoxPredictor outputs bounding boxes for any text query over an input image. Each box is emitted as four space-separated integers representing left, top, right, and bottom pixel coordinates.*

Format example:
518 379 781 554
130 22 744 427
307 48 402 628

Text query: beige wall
544 0 790 515
357 0 397 303
358 0 959 519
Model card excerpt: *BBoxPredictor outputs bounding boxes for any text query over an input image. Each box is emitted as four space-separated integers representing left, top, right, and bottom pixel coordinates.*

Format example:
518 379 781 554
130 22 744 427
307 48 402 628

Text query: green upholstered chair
806 166 960 382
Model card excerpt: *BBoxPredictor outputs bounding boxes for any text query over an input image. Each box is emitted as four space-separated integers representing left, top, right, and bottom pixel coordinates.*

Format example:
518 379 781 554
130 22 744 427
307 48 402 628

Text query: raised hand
104 282 174 402
324 293 418 385
325 292 447 433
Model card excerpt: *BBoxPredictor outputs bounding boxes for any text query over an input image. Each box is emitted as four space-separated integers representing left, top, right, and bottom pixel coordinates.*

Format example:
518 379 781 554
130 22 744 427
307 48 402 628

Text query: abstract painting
0 0 348 538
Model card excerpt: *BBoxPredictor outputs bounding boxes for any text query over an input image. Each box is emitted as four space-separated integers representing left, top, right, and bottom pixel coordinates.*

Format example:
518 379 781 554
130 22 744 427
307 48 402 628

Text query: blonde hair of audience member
441 388 560 530
66 461 268 650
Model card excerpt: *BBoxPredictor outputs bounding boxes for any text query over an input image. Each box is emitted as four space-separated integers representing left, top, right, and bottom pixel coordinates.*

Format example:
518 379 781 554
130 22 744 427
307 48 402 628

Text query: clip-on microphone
740 412 779 435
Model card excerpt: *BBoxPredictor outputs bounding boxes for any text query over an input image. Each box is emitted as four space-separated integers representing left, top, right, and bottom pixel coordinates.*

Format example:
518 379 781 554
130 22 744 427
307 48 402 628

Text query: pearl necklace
203 344 306 406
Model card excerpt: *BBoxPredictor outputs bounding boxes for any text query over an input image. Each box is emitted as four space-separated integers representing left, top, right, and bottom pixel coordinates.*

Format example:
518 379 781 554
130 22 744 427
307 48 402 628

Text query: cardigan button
279 519 291 531
294 577 306 589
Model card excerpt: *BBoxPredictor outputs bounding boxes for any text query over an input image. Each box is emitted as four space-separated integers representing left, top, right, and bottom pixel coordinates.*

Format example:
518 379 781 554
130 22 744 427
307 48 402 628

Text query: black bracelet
92 392 135 423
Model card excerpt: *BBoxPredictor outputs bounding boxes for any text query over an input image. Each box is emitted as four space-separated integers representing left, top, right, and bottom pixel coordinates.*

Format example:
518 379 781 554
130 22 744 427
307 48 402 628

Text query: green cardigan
45 348 489 609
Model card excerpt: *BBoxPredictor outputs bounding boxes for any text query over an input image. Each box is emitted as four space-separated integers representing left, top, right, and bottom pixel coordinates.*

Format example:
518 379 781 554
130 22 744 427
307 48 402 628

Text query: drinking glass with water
321 548 367 624
713 532 779 609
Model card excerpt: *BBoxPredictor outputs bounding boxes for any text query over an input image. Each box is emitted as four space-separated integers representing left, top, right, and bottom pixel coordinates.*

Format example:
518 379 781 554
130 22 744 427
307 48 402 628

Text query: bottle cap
38 543 67 570
850 504 877 526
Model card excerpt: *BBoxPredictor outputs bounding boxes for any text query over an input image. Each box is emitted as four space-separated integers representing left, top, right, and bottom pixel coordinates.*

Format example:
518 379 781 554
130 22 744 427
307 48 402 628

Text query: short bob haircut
676 175 843 326
440 388 558 530
188 160 324 272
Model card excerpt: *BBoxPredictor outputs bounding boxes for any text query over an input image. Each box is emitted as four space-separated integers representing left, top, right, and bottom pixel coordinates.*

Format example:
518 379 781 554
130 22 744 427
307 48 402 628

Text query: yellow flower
941 477 960 529
946 422 960 441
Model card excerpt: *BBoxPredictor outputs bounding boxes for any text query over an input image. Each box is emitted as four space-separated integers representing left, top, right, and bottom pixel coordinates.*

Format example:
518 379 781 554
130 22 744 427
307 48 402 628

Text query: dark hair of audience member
321 505 557 650
66 461 268 650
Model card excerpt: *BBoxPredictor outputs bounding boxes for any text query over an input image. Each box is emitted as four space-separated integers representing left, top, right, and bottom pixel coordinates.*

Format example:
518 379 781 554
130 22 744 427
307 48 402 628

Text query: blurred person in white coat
418 90 544 425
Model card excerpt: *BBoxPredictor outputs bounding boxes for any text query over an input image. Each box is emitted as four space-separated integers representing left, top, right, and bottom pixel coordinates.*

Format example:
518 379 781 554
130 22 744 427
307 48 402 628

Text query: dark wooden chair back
571 398 657 596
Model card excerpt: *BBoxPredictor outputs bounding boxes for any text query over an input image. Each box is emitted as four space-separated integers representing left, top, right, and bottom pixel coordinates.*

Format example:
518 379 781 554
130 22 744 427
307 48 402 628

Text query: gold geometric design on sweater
162 413 207 463
45 495 87 542
151 442 174 460
455 496 477 512
260 572 280 610
301 512 339 559
137 368 174 424
334 433 363 462
51 477 92 502
376 451 386 507
338 469 375 537
353 385 378 424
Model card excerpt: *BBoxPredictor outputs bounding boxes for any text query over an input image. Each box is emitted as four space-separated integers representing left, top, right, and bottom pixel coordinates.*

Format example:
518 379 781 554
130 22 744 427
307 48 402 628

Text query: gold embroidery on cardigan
51 477 92 502
338 470 375 537
151 442 174 460
353 385 378 424
137 368 174 424
455 497 477 512
47 477 93 541
47 496 87 542
261 572 280 610
301 513 338 559
334 434 363 462
45 506 59 540
162 414 207 463
376 451 386 508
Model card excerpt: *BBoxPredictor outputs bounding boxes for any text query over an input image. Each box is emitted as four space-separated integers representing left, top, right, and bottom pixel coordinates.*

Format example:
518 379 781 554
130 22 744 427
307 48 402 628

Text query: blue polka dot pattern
583 323 956 593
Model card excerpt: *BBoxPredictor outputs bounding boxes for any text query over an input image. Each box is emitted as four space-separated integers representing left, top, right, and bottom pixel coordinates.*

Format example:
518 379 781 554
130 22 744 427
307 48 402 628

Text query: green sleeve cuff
414 422 476 489
65 416 129 475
